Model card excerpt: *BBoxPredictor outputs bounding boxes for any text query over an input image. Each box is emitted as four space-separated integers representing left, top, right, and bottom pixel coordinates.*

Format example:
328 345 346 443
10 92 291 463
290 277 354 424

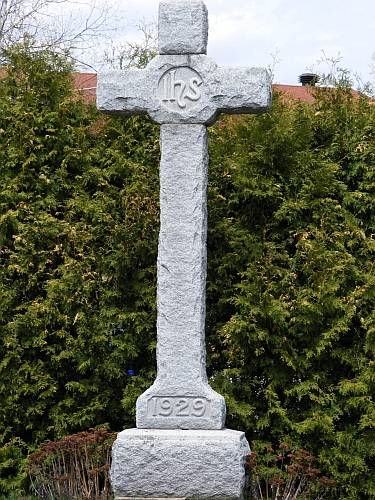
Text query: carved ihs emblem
158 67 204 111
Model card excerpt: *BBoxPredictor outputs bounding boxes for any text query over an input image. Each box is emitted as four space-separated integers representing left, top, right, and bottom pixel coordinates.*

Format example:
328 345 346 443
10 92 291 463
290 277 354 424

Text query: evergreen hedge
207 89 375 499
0 42 374 498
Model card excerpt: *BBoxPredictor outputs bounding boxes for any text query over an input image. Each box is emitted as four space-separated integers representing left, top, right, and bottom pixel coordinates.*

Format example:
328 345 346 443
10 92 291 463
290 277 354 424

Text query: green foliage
207 89 375 499
0 438 31 495
1 40 375 499
0 40 159 452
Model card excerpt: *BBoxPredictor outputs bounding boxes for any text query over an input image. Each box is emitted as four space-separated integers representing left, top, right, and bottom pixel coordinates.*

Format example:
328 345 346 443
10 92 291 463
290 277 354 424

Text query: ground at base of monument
111 429 250 500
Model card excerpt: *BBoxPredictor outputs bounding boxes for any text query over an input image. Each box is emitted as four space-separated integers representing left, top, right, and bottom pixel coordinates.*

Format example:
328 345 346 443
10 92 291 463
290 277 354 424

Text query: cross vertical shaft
136 124 226 429
157 125 209 385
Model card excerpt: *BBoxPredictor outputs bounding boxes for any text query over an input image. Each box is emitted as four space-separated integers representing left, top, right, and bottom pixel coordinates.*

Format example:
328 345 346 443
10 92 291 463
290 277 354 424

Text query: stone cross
98 0 271 432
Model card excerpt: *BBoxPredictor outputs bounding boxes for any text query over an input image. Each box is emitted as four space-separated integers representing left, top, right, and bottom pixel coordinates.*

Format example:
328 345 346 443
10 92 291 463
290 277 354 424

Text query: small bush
246 441 337 500
27 428 117 500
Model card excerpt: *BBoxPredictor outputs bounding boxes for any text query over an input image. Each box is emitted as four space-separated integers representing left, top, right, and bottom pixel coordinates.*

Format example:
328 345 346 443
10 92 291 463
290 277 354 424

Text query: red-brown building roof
73 75 361 105
72 75 320 104
273 83 361 103
0 69 361 105
273 84 315 104
72 72 97 102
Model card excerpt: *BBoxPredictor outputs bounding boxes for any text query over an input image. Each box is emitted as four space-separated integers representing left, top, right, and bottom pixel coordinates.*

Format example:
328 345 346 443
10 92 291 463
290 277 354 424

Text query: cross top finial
158 0 208 55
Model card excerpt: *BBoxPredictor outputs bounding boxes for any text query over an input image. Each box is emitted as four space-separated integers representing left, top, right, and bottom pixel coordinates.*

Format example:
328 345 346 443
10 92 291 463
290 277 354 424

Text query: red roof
0 69 362 105
72 72 97 102
72 76 320 104
72 76 361 105
273 83 361 103
73 73 324 104
273 84 315 104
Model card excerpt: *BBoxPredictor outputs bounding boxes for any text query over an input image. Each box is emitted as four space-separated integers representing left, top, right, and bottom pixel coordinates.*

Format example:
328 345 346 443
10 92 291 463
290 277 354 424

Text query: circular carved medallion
158 66 204 112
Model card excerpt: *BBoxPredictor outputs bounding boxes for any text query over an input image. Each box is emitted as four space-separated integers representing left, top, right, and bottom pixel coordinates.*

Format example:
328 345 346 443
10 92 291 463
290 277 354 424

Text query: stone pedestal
111 429 250 500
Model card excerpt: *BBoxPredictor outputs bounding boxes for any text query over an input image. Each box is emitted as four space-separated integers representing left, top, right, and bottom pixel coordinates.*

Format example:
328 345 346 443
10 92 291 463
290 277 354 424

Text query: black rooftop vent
299 73 319 86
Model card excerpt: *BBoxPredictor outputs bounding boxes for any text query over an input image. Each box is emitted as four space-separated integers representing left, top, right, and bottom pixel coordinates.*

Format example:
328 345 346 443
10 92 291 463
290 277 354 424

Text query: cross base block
111 428 250 500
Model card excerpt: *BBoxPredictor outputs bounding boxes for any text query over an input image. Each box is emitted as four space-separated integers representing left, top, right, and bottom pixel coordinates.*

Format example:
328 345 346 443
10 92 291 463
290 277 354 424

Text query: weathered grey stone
111 429 250 500
136 125 225 430
158 0 208 55
97 55 271 126
97 0 272 497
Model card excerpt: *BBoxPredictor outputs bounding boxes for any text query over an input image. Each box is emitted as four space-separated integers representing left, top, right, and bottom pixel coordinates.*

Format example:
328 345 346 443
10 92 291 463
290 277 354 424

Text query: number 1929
148 397 208 418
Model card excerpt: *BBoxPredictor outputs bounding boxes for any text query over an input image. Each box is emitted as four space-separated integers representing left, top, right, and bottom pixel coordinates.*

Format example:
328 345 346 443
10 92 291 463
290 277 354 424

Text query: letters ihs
160 67 203 109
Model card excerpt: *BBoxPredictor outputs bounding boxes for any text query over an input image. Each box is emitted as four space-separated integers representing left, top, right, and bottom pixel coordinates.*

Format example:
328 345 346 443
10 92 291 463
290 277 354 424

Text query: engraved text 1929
147 396 210 418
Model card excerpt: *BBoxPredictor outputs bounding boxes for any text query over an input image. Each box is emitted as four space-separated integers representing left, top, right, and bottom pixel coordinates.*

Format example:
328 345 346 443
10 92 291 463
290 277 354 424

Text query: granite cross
97 0 271 431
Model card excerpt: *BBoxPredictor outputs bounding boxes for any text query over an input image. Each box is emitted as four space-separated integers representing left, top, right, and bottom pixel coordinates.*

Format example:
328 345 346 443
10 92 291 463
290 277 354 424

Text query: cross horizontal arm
210 67 271 115
97 69 154 117
97 57 272 126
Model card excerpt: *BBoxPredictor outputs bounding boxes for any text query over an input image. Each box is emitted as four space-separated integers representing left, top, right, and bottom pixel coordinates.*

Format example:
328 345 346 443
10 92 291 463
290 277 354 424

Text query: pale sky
115 0 375 86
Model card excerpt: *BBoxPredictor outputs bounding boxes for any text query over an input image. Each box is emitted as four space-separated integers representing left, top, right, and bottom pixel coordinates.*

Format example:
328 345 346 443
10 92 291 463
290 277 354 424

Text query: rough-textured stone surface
136 125 226 430
97 55 272 126
98 1 271 497
158 0 208 55
111 429 250 500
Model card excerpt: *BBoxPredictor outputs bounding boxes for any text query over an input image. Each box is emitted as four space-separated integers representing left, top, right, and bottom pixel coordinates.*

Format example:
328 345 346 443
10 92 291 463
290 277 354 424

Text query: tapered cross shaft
97 0 272 430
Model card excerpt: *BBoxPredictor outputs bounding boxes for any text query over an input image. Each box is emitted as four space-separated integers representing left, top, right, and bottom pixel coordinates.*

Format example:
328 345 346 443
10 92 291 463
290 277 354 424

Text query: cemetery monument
97 0 272 498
